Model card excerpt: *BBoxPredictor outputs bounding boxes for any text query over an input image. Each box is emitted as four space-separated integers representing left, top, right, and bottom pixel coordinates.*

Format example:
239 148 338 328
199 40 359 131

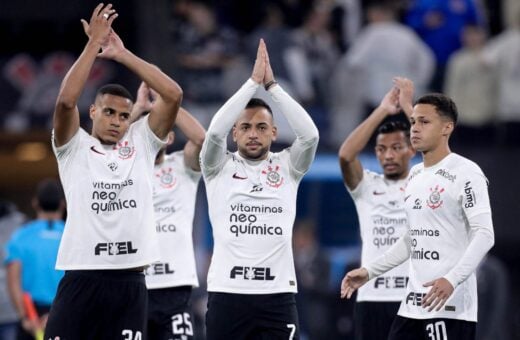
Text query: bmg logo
230 266 275 281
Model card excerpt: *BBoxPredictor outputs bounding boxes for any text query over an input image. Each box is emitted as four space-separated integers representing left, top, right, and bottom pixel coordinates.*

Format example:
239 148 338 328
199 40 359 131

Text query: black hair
245 98 273 116
36 179 63 212
378 120 410 135
377 120 411 144
96 84 134 103
415 93 458 125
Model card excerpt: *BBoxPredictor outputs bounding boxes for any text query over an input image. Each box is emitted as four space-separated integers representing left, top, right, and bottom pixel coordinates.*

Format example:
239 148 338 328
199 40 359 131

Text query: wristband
264 80 278 91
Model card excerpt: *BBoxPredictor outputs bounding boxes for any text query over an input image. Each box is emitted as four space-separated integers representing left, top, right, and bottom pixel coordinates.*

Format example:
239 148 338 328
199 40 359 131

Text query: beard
384 170 405 180
238 144 270 160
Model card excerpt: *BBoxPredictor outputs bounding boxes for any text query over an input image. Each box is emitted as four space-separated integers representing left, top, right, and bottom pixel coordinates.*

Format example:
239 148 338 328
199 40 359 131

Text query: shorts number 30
426 321 447 340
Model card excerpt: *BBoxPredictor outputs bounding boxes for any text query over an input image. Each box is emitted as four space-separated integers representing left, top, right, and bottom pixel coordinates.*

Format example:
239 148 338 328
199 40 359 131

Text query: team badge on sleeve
426 185 444 209
262 165 284 188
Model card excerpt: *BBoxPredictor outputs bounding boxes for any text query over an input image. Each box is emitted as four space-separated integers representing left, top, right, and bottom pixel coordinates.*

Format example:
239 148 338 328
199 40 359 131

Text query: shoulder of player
362 169 384 183
407 163 424 181
56 127 89 149
449 154 487 180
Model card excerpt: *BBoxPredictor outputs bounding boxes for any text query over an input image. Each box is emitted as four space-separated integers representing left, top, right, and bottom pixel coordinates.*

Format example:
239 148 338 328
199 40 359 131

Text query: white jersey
52 116 165 269
204 151 302 294
348 170 408 302
200 78 319 294
399 153 493 321
145 151 200 289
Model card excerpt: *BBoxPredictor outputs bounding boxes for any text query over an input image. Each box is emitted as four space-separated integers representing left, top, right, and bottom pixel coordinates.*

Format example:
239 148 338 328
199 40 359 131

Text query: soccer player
44 4 183 339
338 78 415 340
5 179 65 340
200 39 319 339
341 93 495 340
132 82 206 339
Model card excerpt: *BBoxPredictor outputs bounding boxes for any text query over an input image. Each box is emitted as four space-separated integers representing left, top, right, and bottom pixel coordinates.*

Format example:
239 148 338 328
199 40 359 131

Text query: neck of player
422 144 451 168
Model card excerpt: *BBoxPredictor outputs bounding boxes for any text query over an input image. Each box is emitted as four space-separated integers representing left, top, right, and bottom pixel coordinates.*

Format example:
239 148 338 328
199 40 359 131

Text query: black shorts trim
44 270 148 340
206 292 300 340
354 301 400 340
388 315 477 340
148 286 195 340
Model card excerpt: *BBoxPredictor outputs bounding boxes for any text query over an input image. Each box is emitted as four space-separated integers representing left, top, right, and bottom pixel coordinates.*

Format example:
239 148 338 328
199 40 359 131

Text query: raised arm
393 77 415 118
263 42 319 176
200 40 265 174
130 83 205 171
97 30 182 140
175 108 206 171
53 3 117 147
338 86 400 190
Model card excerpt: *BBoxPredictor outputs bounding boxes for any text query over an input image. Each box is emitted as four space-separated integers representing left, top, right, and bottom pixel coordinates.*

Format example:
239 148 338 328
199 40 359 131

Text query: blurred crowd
2 0 520 149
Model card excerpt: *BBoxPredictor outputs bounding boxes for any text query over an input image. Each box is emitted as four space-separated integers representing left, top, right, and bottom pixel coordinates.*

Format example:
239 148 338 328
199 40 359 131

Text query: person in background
0 201 25 340
338 78 415 339
4 179 65 340
131 82 206 340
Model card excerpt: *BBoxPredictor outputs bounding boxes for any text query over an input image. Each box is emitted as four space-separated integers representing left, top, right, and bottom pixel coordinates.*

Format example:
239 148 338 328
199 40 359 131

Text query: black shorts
354 301 400 340
206 292 300 340
44 270 148 340
388 315 476 340
148 286 194 340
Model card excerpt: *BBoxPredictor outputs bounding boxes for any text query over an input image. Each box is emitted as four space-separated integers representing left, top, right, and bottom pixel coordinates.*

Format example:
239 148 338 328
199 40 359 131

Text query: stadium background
0 1 518 339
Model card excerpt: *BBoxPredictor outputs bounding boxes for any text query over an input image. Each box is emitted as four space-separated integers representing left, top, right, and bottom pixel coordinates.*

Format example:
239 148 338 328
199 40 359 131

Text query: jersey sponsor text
230 266 276 280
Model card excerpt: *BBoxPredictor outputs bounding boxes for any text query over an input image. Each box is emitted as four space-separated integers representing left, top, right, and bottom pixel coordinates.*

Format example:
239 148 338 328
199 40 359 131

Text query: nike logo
90 146 105 155
404 195 411 202
373 191 385 195
232 173 247 180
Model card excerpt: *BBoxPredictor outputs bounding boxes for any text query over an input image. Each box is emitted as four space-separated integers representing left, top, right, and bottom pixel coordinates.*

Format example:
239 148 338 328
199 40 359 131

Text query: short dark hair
245 98 273 116
36 179 63 212
96 84 134 103
415 93 458 125
378 120 410 136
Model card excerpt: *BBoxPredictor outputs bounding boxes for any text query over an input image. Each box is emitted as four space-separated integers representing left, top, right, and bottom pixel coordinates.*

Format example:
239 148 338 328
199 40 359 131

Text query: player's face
410 104 453 153
90 94 133 145
233 107 277 160
375 131 414 180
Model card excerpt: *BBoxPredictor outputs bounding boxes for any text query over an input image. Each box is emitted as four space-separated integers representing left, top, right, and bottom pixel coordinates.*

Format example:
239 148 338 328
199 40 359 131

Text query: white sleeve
52 128 84 179
52 127 82 161
444 175 495 287
268 84 319 179
200 79 260 178
365 232 411 280
347 170 371 200
141 115 168 162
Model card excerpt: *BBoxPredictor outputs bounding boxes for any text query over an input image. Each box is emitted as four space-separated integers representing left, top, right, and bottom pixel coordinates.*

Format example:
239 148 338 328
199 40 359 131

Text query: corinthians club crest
261 165 284 188
426 185 444 209
156 167 177 189
113 141 135 160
